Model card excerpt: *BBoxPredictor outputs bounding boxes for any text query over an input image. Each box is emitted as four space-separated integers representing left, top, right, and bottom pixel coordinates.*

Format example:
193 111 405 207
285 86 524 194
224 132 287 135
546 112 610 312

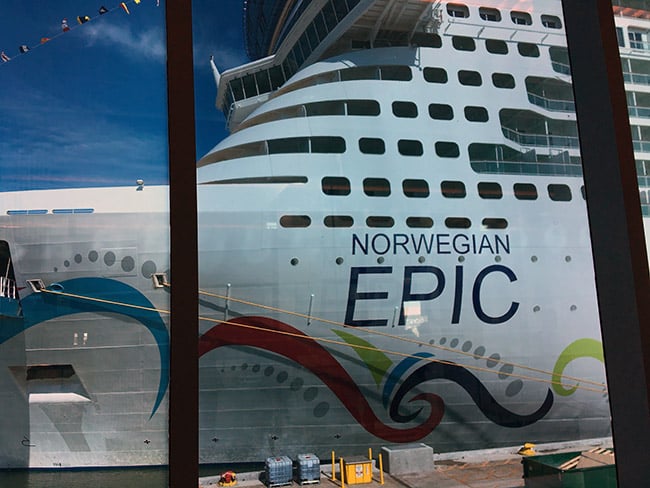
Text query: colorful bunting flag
1 1 149 67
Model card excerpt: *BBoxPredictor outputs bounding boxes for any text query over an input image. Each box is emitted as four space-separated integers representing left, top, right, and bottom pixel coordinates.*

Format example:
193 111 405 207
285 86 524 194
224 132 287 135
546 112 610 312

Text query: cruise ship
0 0 646 469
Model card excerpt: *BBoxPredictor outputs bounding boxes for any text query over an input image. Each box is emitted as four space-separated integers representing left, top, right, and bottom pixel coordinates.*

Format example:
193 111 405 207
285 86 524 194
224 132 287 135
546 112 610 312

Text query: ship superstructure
0 0 648 469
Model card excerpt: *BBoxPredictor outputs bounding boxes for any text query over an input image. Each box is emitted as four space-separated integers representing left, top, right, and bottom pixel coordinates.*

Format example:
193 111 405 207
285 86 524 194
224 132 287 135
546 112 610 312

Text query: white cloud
84 22 166 62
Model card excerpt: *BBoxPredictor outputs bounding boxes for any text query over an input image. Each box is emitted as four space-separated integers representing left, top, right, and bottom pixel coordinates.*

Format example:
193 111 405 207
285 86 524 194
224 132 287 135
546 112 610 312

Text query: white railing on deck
0 276 17 300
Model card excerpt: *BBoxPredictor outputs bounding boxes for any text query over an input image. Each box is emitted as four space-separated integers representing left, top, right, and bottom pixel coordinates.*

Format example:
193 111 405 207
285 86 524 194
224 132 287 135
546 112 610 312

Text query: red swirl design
199 316 443 442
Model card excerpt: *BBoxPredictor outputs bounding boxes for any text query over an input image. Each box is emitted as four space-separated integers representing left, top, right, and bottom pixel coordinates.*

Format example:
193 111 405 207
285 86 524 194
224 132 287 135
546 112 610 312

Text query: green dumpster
522 449 617 488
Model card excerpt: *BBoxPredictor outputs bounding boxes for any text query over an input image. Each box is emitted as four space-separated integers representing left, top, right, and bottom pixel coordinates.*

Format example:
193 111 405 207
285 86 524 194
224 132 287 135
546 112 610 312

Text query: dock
199 438 613 488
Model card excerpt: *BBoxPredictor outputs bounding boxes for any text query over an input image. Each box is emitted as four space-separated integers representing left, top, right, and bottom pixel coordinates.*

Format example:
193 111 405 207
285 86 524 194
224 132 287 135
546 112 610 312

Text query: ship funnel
210 55 221 87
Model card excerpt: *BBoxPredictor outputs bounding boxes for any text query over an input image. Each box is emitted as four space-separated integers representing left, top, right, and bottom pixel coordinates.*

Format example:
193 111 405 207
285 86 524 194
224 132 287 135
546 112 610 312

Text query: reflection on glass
194 0 611 472
0 1 169 481
614 1 650 224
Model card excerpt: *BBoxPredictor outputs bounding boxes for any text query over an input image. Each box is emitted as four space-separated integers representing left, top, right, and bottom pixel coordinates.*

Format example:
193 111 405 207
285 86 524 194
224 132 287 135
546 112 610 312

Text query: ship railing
623 71 650 86
628 105 650 118
0 276 17 300
501 127 580 149
527 92 575 112
551 60 571 75
470 159 583 177
633 140 650 153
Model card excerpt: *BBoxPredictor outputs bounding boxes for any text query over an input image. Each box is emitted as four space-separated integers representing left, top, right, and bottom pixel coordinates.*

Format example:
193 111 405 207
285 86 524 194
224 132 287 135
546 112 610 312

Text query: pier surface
199 438 613 488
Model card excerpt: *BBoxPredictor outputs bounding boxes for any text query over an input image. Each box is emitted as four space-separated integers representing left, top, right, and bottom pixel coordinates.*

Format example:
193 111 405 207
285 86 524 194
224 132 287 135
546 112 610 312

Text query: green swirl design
334 330 392 386
552 338 604 396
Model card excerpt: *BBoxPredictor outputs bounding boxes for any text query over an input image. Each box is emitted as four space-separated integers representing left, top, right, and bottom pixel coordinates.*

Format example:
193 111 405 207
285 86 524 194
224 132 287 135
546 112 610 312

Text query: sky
0 0 248 191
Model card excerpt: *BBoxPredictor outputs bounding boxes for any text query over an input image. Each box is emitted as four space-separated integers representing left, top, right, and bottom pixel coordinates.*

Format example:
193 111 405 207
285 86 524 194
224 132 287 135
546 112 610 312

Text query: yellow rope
199 315 607 394
40 287 607 394
197 288 607 390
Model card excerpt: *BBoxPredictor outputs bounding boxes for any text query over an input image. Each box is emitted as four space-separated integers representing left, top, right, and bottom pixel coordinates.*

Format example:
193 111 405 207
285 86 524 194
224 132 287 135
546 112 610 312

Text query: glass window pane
0 1 171 482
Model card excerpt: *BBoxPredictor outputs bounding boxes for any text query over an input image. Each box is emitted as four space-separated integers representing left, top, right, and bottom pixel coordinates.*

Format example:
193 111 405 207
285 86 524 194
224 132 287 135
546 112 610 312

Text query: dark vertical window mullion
165 0 198 487
564 0 650 485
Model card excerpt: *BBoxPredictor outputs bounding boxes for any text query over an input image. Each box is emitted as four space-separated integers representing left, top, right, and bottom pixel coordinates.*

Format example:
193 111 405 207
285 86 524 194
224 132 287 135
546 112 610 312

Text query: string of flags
1 0 160 65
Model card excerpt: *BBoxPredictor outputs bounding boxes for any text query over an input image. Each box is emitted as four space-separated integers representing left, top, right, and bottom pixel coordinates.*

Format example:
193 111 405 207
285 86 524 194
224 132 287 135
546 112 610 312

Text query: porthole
324 215 353 228
447 3 469 18
541 14 562 29
363 177 391 197
486 39 508 54
452 36 476 51
359 137 385 154
280 215 311 227
492 73 516 89
548 184 572 201
458 70 482 86
478 182 503 199
441 180 466 198
402 179 430 198
435 141 460 158
392 101 418 118
406 217 433 228
514 183 538 200
366 216 395 228
398 139 423 156
479 7 501 21
429 103 454 120
322 176 350 195
423 67 448 83
464 106 489 122
482 218 508 229
518 42 540 58
445 217 471 229
511 11 532 25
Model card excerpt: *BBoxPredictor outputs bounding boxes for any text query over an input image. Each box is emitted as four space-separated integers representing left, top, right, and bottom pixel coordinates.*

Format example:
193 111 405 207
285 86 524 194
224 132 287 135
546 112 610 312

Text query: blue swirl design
382 352 434 408
389 361 553 427
0 278 169 418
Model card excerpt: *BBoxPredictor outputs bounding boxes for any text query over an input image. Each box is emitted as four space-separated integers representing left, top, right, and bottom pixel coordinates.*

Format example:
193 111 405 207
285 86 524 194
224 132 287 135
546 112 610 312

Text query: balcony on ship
632 124 650 154
627 91 650 119
622 57 650 86
499 108 580 151
549 46 571 76
526 76 575 113
469 142 582 177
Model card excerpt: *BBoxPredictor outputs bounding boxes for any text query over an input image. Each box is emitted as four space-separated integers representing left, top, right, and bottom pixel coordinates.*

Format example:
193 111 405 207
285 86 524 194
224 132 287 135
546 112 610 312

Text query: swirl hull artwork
2 0 641 469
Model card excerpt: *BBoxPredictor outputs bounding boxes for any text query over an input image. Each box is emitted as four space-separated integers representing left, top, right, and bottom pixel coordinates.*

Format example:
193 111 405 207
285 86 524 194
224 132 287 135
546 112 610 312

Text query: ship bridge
217 0 443 130
215 0 568 132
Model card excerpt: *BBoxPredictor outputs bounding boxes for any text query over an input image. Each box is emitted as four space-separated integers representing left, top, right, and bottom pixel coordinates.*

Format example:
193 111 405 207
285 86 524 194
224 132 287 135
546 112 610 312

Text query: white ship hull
2 0 646 468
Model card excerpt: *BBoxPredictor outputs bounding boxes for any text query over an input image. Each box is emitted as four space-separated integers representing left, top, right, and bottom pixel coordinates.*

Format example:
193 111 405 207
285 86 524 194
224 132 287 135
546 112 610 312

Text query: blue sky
0 0 247 191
